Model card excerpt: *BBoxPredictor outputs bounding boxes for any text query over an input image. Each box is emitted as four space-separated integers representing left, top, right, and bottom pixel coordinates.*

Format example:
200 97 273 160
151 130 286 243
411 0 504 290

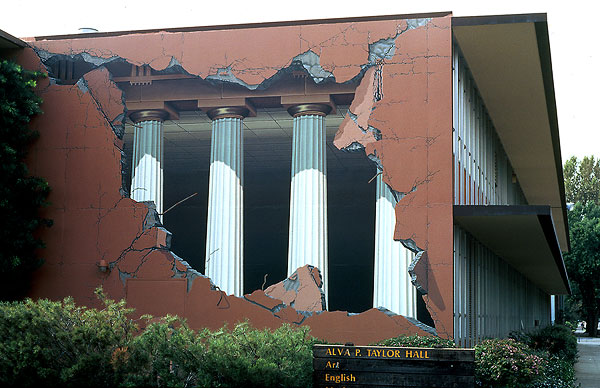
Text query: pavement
575 337 600 388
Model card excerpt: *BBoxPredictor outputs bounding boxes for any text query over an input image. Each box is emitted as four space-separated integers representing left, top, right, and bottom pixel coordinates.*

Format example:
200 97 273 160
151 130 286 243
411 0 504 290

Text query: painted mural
13 14 452 344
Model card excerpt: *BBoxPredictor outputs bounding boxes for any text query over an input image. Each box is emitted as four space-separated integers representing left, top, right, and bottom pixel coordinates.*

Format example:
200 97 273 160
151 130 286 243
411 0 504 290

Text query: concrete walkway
575 337 600 388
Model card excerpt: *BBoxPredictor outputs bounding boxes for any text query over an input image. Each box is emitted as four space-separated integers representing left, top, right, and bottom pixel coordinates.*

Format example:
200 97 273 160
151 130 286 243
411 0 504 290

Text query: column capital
287 103 332 118
129 109 169 123
207 106 250 121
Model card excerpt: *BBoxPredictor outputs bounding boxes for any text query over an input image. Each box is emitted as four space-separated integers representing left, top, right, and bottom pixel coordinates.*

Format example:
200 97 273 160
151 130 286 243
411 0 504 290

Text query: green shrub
0 292 317 388
528 325 578 364
509 324 578 365
508 329 532 344
119 315 207 387
121 320 317 388
0 289 136 387
563 321 578 332
199 322 315 388
529 356 578 388
475 338 546 388
7 293 579 388
373 334 456 348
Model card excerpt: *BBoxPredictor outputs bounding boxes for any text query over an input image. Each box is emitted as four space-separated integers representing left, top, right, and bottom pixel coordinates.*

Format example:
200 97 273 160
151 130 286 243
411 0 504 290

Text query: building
0 11 569 345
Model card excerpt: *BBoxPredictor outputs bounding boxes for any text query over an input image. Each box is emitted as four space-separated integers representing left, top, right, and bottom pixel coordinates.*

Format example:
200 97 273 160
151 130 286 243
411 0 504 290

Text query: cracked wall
16 14 453 343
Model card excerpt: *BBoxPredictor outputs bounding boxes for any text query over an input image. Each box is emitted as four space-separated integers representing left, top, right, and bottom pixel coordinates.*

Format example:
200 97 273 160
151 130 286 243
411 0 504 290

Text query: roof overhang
452 14 569 253
0 29 27 49
454 205 570 295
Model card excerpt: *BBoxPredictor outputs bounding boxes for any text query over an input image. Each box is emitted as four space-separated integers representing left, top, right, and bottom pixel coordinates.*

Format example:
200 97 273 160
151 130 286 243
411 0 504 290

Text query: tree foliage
564 156 600 205
0 59 51 300
563 156 600 335
563 201 600 336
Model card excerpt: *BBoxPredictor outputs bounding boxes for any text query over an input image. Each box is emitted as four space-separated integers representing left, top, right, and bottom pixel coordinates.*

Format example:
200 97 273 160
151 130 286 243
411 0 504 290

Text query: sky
1 0 598 163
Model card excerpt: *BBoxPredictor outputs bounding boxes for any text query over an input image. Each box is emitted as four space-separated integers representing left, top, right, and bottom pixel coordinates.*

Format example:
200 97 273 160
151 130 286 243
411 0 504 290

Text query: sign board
313 344 475 388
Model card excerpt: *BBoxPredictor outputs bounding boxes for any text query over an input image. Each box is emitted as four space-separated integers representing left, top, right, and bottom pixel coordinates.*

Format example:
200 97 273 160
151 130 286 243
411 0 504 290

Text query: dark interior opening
163 170 208 271
417 293 435 327
243 166 290 293
327 165 376 312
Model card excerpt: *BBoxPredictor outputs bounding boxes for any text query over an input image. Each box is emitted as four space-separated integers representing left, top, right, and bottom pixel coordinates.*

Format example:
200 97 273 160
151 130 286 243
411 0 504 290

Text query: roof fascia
33 11 452 41
452 13 547 27
0 29 27 49
534 20 570 251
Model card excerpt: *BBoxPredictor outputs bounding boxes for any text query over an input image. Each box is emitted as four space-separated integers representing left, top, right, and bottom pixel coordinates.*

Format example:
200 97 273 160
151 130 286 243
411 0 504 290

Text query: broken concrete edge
142 201 162 230
30 17 433 99
307 265 328 311
106 202 202 291
169 251 208 292
341 141 366 152
265 265 327 312
367 18 431 65
345 111 382 142
404 316 437 336
403 241 428 295
243 290 318 322
244 292 287 314
377 307 437 337
75 77 89 93
110 226 438 340
77 68 127 139
120 201 321 312
71 64 130 196
33 46 331 92
155 250 435 334
367 151 384 170
282 272 300 291
332 26 435 318
422 297 451 341
336 19 433 151
367 150 429 297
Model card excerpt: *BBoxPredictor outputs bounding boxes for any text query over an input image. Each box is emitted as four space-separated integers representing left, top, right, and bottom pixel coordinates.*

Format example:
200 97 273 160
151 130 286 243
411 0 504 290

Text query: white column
287 104 331 301
205 107 247 297
551 295 556 324
130 110 168 218
373 173 417 318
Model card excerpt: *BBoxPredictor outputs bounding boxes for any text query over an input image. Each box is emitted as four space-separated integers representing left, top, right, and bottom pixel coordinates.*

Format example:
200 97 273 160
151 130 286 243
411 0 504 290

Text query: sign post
313 344 475 387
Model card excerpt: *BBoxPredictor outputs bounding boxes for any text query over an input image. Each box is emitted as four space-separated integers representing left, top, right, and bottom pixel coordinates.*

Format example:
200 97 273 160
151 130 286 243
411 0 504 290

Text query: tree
563 156 600 336
563 201 600 336
0 59 51 300
564 156 600 205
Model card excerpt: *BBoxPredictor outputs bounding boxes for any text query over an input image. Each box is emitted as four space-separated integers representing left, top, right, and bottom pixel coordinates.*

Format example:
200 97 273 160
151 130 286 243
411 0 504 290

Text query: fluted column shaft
130 110 167 218
373 173 417 318
287 104 331 301
205 108 247 297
